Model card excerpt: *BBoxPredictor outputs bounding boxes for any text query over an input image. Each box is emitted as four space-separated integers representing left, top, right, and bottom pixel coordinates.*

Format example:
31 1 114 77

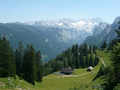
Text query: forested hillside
44 44 99 74
0 38 43 85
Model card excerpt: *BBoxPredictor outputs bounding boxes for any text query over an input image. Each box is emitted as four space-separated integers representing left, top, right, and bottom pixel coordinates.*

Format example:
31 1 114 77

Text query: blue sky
0 0 119 23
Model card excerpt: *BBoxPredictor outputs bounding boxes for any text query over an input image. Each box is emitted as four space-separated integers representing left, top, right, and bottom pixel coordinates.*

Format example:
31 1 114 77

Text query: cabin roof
61 67 73 74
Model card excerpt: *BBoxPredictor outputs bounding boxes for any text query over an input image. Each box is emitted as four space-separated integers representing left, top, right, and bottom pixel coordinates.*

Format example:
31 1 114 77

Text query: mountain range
84 17 120 46
0 17 120 60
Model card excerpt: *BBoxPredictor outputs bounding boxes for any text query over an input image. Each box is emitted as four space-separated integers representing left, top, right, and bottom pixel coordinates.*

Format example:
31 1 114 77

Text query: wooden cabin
61 67 73 75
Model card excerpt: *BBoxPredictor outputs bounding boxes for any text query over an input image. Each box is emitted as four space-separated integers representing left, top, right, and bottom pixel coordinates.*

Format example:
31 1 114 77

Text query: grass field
0 50 110 90
0 64 101 90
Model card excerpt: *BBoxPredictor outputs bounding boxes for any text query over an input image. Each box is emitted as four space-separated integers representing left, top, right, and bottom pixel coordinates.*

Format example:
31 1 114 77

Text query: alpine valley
0 17 120 60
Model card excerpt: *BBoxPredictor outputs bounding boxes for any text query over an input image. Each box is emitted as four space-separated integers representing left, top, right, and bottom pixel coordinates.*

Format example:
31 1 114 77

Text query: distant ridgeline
44 44 99 74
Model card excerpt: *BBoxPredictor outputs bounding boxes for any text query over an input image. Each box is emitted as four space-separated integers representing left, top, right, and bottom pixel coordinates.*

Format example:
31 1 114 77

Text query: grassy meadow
0 50 110 90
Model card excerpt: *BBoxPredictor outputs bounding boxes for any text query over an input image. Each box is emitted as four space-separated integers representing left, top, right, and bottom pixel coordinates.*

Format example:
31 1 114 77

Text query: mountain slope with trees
0 37 43 85
0 19 108 60
44 44 99 74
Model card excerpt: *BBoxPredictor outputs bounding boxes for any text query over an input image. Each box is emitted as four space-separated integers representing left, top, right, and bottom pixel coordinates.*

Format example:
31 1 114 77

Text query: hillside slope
0 50 112 90
0 62 103 90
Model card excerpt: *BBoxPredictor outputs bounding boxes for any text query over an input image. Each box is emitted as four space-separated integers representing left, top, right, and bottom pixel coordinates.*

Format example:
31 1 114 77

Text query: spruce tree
75 44 79 68
105 26 120 90
94 55 99 66
0 37 16 77
101 41 107 49
111 26 120 85
36 51 43 82
23 45 36 85
82 56 86 68
112 43 120 84
86 54 90 67
15 41 24 77
89 54 94 66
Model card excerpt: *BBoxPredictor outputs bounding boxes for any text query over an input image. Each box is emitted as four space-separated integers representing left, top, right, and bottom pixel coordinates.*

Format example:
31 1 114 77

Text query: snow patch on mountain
25 18 100 33
25 18 108 43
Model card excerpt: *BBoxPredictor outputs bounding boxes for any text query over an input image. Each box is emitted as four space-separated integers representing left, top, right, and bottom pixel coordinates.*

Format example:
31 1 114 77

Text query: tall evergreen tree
82 56 86 68
89 54 94 66
23 45 36 85
0 37 16 77
94 55 99 66
75 44 79 68
105 26 120 90
36 51 43 82
101 41 107 49
86 54 90 67
111 43 120 87
15 41 24 76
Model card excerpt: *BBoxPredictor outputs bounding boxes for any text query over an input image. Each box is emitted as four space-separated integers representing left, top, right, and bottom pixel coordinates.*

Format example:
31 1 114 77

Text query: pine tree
0 37 16 77
101 41 107 49
112 43 120 84
86 54 90 67
79 53 82 67
92 54 95 66
67 49 73 68
63 57 69 68
23 45 36 85
105 26 120 90
82 56 86 68
94 55 99 66
89 46 93 54
93 46 97 53
75 44 79 68
89 54 94 66
15 41 24 77
36 51 43 82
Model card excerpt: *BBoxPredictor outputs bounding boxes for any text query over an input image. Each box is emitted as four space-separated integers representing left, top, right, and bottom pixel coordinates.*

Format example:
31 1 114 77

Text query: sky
0 0 120 23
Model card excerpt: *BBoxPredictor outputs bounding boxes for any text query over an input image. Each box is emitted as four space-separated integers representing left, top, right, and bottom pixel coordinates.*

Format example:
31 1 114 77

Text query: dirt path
98 56 106 67
58 71 94 78
101 58 106 67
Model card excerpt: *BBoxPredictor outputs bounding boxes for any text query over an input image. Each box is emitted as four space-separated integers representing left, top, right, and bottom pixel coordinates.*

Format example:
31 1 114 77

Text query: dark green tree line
44 44 99 74
0 37 43 85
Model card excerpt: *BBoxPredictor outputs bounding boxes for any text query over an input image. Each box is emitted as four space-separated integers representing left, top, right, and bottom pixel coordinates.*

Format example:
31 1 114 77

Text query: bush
113 84 120 90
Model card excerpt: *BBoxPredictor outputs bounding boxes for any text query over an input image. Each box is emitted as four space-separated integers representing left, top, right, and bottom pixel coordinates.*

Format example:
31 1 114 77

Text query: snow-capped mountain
0 18 109 60
27 18 100 32
25 18 108 43
84 16 120 46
